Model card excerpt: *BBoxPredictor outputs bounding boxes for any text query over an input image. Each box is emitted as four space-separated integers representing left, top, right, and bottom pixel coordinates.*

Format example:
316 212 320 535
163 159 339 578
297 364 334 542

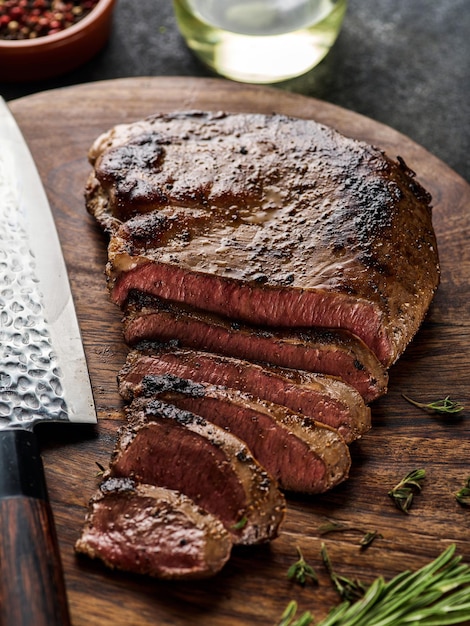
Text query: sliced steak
108 398 286 545
118 346 371 443
75 477 232 579
121 372 351 494
122 294 388 403
86 110 440 366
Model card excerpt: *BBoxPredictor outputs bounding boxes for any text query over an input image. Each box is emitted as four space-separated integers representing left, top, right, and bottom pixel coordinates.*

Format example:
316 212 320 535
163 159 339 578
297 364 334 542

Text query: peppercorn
0 0 100 40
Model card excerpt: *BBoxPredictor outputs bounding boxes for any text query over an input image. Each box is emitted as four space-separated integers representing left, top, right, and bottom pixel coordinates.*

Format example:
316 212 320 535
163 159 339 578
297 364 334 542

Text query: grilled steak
80 110 440 573
108 398 286 545
122 294 388 403
119 372 351 493
86 110 439 367
118 346 371 443
75 477 233 579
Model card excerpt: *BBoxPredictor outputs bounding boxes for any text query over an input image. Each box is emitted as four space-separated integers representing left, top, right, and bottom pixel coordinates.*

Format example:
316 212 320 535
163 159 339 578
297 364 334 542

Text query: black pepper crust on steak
117 371 352 494
75 478 233 580
107 397 286 545
117 345 371 444
85 110 440 368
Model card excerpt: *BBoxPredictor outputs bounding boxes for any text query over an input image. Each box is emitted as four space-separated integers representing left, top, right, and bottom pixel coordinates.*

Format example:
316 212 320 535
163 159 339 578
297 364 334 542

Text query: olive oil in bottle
173 0 348 83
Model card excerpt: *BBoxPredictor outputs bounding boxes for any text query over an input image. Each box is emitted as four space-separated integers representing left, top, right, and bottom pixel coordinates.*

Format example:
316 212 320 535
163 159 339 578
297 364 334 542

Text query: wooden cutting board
9 77 470 626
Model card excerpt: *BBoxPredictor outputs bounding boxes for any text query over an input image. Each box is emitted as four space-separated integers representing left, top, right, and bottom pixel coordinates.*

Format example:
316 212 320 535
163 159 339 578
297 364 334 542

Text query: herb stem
402 394 464 415
318 520 382 548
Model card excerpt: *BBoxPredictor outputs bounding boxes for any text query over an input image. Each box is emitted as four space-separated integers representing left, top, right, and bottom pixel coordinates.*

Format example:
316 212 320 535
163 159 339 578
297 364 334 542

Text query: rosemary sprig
318 521 382 549
277 601 313 626
402 394 464 414
287 547 318 586
388 468 426 513
278 545 470 626
455 476 470 506
314 544 470 626
320 543 366 602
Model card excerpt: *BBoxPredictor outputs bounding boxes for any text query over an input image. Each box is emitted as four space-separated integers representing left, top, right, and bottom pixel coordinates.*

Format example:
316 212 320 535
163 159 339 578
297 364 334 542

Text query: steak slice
108 398 286 545
118 346 371 443
120 372 351 494
86 110 440 367
75 477 232 579
122 294 388 403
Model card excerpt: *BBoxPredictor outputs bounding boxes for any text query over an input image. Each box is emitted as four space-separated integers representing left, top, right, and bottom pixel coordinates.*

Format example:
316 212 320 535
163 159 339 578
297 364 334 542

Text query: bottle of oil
173 0 348 83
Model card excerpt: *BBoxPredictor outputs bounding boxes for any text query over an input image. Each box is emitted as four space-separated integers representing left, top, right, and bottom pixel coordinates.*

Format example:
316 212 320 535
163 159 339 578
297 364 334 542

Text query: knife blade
0 97 96 626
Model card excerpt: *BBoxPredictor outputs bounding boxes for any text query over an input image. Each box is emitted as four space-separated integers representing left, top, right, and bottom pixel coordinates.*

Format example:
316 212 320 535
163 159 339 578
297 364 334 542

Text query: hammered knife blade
0 97 96 626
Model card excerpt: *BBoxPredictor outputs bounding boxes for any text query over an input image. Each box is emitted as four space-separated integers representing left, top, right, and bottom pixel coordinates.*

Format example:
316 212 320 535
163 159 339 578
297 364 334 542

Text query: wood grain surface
8 77 470 626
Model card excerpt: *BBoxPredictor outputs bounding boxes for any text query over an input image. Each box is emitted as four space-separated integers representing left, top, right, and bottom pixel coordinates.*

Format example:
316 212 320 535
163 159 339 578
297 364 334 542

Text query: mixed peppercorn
0 0 100 40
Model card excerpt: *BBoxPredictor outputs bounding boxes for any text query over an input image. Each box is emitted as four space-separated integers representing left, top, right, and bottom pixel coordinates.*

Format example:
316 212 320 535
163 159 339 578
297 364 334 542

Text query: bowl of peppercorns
0 0 117 82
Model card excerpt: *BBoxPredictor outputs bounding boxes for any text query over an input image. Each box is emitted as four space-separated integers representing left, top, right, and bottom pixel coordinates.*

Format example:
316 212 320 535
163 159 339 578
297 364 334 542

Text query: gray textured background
1 0 469 182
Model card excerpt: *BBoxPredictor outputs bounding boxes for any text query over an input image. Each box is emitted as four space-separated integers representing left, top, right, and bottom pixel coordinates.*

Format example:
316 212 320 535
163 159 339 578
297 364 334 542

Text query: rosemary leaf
318 521 352 535
287 547 318 586
277 601 298 626
388 469 426 513
455 477 470 506
359 531 382 548
277 601 313 626
95 461 106 477
402 394 464 415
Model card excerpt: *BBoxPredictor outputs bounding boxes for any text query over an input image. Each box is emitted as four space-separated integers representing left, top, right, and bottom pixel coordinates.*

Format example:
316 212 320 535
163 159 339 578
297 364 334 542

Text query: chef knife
0 97 96 626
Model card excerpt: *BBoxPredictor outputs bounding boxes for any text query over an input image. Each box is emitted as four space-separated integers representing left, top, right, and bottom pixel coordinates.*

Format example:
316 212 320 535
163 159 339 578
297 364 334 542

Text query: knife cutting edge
0 97 96 626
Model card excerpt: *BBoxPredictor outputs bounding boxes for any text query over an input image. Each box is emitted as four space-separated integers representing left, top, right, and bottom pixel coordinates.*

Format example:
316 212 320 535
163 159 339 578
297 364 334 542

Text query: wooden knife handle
0 429 71 626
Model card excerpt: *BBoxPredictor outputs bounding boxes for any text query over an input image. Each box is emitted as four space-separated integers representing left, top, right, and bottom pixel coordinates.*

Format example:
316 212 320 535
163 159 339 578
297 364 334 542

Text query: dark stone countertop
1 0 469 183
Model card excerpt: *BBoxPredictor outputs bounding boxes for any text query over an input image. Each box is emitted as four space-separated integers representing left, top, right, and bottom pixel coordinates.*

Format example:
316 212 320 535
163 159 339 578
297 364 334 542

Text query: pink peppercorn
0 0 100 40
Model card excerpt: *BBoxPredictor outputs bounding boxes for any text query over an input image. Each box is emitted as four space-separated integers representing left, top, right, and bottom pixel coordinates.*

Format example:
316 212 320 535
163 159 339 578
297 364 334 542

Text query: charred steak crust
122 293 388 403
118 346 371 443
108 397 286 545
86 110 439 367
118 371 351 494
75 477 233 579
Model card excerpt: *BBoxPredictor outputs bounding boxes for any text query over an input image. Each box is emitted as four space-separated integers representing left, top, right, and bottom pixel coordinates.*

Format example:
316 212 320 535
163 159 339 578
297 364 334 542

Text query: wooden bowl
0 0 117 82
